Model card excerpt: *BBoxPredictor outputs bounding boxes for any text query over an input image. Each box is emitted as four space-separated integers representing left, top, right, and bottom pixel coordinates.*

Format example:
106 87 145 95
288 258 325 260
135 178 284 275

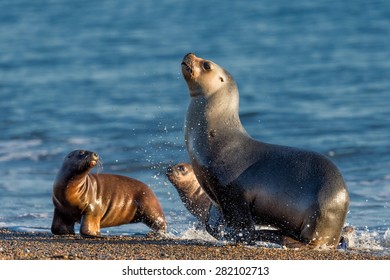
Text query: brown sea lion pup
166 162 228 240
166 162 212 224
182 53 350 248
51 150 167 237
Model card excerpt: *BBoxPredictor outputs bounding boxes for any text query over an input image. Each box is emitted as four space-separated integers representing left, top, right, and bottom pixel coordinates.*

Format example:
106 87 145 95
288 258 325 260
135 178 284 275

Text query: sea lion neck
54 164 91 192
52 169 90 211
187 90 242 132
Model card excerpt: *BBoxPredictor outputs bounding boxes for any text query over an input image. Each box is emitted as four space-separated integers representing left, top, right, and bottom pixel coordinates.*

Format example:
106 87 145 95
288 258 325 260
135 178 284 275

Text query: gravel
0 228 388 260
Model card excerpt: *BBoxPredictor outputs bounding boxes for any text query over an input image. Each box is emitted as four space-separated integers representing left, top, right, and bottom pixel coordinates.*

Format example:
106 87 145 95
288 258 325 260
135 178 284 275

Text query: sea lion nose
92 152 99 160
183 52 196 60
166 166 173 175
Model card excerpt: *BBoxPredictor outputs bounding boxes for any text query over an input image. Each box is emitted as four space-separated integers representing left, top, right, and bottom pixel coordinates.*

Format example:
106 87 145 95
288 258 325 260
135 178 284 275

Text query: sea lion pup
51 150 167 237
182 53 350 248
166 162 212 224
166 162 224 238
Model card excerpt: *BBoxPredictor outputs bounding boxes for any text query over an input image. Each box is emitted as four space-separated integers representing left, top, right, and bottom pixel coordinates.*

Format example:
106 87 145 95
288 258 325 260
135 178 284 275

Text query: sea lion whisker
96 159 104 174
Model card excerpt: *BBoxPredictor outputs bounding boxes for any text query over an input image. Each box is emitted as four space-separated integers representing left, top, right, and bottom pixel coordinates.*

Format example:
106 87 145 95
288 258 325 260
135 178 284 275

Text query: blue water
1 0 389 254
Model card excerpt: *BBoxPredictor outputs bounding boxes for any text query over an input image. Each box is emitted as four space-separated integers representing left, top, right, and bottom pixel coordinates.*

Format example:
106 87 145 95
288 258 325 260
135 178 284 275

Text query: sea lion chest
185 101 260 190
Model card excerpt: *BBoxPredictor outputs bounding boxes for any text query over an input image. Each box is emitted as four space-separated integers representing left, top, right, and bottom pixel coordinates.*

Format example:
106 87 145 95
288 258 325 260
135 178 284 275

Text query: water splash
351 227 385 252
177 225 221 243
382 229 390 247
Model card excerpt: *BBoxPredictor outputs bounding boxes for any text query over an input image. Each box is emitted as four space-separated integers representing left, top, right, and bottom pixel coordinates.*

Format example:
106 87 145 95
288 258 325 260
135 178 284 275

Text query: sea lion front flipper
51 209 75 235
80 213 101 238
218 189 255 243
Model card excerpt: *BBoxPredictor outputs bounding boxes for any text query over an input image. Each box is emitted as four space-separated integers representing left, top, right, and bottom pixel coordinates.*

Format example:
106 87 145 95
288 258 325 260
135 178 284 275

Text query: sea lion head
166 163 197 191
62 150 100 174
181 53 235 98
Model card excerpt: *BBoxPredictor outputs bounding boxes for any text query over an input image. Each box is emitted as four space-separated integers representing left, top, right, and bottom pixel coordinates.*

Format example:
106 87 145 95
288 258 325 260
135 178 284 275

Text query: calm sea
1 0 389 255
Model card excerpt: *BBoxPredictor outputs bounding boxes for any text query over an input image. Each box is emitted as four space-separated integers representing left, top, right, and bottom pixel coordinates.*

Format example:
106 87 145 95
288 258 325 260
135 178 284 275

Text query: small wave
0 139 42 162
0 212 51 222
0 139 42 149
0 139 62 162
66 137 92 145
6 226 51 233
16 213 50 220
326 146 365 159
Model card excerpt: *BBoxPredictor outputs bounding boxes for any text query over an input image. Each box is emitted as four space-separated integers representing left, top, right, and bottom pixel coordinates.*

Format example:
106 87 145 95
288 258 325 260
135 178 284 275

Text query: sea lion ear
219 76 224 82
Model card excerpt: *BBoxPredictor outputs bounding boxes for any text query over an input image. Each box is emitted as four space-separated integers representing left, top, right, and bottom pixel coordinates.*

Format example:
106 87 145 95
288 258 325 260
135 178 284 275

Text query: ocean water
0 0 389 255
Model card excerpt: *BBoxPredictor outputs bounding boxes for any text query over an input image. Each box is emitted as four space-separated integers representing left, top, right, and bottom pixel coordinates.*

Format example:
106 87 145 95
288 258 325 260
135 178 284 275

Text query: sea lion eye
219 77 224 82
203 62 213 71
178 165 187 173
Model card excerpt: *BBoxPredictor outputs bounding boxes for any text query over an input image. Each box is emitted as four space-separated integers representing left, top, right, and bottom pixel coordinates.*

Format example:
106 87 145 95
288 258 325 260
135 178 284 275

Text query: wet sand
0 228 388 260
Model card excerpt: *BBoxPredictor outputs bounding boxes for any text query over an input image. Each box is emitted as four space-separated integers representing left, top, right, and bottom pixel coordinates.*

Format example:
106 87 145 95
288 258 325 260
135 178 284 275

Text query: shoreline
0 228 389 260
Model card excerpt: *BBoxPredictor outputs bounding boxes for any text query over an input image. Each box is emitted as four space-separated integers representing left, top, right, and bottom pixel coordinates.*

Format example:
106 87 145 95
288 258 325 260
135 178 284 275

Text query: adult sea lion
51 150 167 237
181 53 350 248
167 162 353 248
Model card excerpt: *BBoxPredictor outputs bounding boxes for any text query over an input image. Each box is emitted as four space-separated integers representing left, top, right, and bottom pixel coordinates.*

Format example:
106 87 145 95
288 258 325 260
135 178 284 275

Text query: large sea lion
51 150 167 237
167 162 353 248
181 53 350 248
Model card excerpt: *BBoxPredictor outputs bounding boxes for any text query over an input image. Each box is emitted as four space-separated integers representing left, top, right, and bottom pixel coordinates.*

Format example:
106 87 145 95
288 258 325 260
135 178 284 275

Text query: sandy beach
0 228 388 260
